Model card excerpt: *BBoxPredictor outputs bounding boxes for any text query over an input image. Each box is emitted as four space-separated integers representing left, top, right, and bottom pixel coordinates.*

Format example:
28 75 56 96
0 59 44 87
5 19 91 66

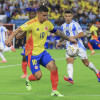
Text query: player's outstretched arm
54 30 77 43
5 27 23 47
16 31 26 39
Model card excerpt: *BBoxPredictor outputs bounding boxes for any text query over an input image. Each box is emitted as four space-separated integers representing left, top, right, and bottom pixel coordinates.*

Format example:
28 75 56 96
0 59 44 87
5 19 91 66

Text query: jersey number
40 32 45 38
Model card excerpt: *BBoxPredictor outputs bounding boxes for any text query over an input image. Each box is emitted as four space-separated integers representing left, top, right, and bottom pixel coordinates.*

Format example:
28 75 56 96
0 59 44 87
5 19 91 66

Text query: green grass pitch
0 49 100 100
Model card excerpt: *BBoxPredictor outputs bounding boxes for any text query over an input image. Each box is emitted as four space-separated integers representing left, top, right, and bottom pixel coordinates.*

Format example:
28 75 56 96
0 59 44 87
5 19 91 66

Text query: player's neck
66 22 71 24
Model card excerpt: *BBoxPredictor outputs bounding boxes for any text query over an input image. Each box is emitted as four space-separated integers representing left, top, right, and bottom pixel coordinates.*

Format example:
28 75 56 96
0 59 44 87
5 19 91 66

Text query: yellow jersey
90 25 98 40
20 17 54 55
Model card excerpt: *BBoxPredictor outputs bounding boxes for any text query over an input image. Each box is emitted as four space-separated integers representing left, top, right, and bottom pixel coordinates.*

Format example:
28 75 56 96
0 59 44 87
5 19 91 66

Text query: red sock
51 70 59 90
98 44 100 48
88 42 93 51
22 62 27 75
28 74 37 81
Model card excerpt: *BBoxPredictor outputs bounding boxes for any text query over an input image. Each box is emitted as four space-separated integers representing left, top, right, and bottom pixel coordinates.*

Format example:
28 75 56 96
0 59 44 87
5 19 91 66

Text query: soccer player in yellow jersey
88 22 100 55
16 11 36 78
5 5 77 97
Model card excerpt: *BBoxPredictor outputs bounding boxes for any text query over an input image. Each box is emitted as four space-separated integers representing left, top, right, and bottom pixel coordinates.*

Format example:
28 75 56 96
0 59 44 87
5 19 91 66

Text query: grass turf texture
0 49 100 100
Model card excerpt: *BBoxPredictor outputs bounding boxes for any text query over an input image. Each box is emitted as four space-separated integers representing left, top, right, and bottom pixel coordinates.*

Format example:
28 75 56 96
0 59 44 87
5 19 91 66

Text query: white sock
0 52 6 60
88 62 98 74
3 46 11 53
67 63 73 79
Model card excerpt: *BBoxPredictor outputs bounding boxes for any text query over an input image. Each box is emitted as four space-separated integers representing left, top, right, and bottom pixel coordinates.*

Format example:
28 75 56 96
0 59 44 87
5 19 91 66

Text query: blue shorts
21 48 25 55
89 39 100 44
26 50 54 74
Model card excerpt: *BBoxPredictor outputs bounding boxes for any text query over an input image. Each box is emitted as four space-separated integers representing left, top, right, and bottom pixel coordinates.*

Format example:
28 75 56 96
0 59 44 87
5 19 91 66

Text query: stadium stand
0 0 100 49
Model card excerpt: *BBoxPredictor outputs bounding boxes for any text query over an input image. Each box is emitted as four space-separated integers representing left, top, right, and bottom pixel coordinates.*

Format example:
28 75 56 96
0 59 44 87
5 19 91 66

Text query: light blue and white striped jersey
0 25 7 43
61 20 86 51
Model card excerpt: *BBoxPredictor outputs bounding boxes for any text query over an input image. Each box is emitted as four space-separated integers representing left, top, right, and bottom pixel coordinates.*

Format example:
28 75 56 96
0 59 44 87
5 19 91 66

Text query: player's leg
40 50 63 96
20 55 27 78
46 60 63 97
20 49 27 78
63 51 75 84
26 54 42 91
3 45 15 52
63 57 75 84
78 49 100 82
82 59 100 82
88 40 95 55
26 70 42 91
0 43 7 63
0 52 7 63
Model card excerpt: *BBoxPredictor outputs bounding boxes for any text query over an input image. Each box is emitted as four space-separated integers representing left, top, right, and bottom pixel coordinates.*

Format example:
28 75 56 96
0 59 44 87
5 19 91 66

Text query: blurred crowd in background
0 0 100 49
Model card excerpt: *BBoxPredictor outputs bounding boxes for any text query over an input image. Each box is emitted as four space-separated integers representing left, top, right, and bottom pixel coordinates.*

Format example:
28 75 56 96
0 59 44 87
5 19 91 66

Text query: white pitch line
0 93 100 96
0 53 100 69
0 64 21 69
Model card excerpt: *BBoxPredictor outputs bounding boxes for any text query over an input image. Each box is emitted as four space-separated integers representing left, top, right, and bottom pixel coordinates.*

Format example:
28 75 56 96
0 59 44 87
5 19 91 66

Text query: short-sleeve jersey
90 25 98 40
20 17 54 55
61 20 86 51
0 25 7 42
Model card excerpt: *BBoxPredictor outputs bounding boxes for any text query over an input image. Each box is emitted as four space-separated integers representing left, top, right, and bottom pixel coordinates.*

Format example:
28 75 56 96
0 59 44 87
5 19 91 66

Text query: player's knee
84 62 89 66
36 75 42 80
46 60 57 71
34 72 42 80
67 58 74 64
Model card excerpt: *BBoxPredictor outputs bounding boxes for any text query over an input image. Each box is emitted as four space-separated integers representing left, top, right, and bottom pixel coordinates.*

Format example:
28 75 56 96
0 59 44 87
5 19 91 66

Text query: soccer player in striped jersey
0 21 15 63
56 10 100 84
5 6 77 97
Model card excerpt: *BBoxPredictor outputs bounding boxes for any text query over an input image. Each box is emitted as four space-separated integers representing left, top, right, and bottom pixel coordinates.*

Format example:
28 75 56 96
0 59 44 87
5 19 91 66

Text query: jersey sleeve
47 21 57 33
20 22 32 32
61 25 63 31
3 26 7 32
75 22 83 33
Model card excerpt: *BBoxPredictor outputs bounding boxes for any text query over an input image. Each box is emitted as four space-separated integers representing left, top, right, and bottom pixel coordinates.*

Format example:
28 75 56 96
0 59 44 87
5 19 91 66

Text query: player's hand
5 39 11 47
68 37 77 44
56 42 61 49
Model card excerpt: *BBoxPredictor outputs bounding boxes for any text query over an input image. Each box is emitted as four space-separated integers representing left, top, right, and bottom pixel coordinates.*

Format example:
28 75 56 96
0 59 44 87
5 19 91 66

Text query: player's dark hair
64 10 73 14
38 5 48 12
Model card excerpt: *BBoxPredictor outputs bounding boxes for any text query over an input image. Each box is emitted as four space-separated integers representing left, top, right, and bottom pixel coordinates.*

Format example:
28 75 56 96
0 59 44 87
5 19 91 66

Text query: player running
56 10 100 84
88 22 100 55
16 11 36 78
0 21 15 63
5 6 77 97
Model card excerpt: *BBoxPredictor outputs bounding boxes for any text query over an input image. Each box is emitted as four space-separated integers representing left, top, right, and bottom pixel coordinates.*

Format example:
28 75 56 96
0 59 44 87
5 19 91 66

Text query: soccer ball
66 44 79 57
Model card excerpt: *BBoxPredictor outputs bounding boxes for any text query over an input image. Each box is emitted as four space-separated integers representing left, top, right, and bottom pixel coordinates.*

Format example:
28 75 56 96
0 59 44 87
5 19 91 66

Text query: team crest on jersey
45 26 48 30
66 27 68 30
64 28 66 31
35 66 38 69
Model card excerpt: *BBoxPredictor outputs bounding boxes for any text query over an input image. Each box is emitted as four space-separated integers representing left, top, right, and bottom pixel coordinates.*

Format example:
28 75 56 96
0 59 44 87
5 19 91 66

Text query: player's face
38 12 48 23
64 13 73 24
